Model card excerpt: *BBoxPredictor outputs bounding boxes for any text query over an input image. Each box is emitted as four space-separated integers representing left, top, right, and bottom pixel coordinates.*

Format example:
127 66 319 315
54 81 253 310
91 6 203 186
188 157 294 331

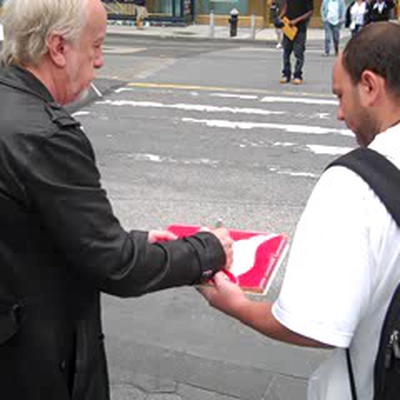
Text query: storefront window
148 0 188 18
197 0 247 15
103 0 190 19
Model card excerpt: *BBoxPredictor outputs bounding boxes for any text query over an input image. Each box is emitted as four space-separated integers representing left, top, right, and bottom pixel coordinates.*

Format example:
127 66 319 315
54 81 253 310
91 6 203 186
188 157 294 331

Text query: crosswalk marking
96 99 285 116
181 117 352 137
103 46 147 55
126 82 335 99
83 84 355 178
261 96 338 105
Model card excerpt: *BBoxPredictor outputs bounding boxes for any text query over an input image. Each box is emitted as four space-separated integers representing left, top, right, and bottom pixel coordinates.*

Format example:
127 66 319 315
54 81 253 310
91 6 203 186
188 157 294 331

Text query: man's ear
46 34 68 68
359 70 384 107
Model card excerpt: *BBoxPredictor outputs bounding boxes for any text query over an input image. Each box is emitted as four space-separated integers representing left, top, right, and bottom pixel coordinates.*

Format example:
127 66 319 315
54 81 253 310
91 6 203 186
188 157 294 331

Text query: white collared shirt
273 124 400 399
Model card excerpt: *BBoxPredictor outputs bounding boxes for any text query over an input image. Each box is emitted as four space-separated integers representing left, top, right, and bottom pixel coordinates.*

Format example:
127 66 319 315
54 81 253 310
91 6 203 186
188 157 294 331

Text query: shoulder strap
327 148 400 228
328 147 400 400
346 348 358 400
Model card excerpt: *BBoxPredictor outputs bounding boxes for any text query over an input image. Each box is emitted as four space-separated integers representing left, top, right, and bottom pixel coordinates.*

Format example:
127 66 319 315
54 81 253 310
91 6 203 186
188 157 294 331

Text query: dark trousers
281 28 307 80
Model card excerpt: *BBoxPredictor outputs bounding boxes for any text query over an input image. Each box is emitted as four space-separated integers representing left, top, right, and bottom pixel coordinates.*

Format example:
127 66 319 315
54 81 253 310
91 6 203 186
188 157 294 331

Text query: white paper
230 235 273 276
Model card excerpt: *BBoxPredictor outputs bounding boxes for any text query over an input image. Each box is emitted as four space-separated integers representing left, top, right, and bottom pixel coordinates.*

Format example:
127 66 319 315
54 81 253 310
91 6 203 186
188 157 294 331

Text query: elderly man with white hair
0 1 233 399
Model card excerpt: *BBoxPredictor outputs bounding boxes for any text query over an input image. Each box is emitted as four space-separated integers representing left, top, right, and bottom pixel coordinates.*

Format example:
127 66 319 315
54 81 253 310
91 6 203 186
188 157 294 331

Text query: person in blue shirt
321 0 346 56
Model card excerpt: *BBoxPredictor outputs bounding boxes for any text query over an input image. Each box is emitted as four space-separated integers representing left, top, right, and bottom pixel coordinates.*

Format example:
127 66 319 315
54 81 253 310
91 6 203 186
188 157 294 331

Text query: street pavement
76 23 340 114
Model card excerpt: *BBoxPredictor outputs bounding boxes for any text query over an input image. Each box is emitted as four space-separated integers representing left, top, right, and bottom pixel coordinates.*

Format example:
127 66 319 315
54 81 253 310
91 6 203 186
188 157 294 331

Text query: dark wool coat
0 66 225 400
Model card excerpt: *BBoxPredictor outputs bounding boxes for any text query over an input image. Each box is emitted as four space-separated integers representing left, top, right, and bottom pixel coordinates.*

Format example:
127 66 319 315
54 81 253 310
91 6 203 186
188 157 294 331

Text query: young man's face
332 54 377 147
63 0 107 104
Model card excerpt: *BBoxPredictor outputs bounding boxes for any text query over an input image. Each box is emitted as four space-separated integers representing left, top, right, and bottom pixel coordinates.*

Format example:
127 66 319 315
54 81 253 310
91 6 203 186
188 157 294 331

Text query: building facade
103 1 399 28
103 0 194 25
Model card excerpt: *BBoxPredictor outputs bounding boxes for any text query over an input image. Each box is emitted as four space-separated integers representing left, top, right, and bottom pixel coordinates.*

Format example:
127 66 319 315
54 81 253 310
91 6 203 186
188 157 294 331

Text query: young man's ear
359 70 384 107
46 34 68 68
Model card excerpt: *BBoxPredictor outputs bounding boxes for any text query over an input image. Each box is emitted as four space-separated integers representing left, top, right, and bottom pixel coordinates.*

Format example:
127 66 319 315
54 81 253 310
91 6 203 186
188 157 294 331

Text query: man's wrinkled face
332 54 377 147
64 0 107 104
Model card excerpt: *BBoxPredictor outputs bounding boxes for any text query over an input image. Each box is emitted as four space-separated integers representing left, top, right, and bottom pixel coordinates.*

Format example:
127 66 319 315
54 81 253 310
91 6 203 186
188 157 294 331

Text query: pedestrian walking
0 0 233 399
321 0 346 56
278 0 314 85
345 0 369 36
133 0 148 29
200 21 400 400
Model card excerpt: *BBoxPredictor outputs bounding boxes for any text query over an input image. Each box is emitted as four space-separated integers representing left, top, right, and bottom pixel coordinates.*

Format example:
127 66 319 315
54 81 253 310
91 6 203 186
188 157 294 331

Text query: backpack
328 147 400 400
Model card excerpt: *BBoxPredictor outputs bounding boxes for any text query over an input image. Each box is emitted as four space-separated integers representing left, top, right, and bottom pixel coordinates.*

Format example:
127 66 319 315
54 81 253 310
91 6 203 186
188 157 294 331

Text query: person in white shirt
345 0 369 36
321 0 346 56
199 22 400 400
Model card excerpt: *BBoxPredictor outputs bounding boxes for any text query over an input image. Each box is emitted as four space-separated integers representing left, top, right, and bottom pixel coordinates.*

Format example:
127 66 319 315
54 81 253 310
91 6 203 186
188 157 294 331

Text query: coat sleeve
345 2 352 28
6 126 226 297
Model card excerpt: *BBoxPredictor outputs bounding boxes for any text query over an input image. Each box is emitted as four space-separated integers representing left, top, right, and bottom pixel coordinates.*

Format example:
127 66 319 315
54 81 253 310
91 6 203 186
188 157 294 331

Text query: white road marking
103 46 146 55
261 96 338 105
126 153 219 167
94 87 352 179
241 141 353 156
96 99 285 116
273 142 296 147
210 93 259 100
277 170 320 178
123 153 320 179
182 117 352 137
72 111 91 117
306 144 354 155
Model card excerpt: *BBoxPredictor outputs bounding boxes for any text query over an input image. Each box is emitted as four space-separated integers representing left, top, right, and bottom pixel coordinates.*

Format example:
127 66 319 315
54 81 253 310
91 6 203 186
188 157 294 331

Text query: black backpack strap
327 148 400 228
346 348 358 400
328 147 400 400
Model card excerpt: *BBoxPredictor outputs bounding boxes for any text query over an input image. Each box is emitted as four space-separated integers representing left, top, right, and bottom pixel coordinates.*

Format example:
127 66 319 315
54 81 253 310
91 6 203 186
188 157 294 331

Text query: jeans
282 28 307 80
323 21 340 55
351 24 362 37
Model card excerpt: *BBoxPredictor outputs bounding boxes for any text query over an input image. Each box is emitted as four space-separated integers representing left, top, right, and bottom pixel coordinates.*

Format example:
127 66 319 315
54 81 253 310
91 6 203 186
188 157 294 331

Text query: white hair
1 0 89 66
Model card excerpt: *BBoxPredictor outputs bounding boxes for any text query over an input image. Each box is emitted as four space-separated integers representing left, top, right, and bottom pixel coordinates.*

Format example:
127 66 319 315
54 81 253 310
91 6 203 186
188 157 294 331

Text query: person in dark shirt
278 0 314 85
366 0 395 23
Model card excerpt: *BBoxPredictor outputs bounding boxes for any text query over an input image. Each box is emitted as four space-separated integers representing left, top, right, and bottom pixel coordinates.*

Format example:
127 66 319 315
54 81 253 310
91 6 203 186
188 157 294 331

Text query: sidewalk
106 22 326 44
0 21 330 45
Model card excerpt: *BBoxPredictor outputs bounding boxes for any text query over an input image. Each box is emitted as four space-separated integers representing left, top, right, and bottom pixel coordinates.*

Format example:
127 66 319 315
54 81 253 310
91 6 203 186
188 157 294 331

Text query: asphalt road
72 37 355 400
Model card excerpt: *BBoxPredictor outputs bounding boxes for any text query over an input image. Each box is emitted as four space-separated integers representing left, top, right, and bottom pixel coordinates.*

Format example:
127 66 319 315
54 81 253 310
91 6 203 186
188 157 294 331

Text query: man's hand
198 271 248 317
208 227 233 269
148 230 177 243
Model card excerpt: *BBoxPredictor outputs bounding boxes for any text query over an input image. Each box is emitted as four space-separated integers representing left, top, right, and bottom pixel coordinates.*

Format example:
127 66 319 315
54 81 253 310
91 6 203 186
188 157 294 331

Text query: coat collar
0 64 56 104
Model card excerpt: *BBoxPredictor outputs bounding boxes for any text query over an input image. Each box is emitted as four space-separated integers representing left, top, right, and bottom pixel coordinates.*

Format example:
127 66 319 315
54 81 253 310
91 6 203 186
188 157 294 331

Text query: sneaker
279 75 290 84
292 78 303 85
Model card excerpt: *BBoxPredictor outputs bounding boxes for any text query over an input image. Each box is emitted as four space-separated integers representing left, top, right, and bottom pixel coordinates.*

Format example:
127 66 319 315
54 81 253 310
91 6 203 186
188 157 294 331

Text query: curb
106 30 325 48
106 30 276 45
